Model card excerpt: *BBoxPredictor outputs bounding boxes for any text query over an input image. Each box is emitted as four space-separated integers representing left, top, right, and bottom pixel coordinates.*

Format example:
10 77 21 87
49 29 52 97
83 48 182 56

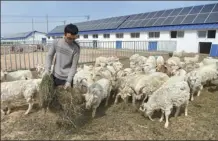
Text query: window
116 33 123 38
170 31 184 38
198 31 207 38
130 33 140 38
103 34 110 38
93 34 98 38
207 30 216 38
83 34 88 39
177 31 184 38
77 35 80 38
48 36 50 39
197 30 216 38
148 32 160 38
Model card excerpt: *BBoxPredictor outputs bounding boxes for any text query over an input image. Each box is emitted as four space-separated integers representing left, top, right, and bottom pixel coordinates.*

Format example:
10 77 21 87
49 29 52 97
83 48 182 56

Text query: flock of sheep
1 51 218 129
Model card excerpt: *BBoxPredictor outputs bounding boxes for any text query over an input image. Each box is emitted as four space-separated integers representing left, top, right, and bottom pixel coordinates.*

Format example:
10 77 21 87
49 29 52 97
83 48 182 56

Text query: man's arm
66 46 80 83
45 40 57 73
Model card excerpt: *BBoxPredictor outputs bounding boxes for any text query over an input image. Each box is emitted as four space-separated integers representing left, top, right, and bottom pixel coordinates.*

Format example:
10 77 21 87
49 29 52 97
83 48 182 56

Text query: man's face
64 33 78 44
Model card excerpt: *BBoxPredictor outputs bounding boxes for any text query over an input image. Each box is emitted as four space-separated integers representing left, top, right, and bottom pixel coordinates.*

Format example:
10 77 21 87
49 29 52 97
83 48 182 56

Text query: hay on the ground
39 74 85 129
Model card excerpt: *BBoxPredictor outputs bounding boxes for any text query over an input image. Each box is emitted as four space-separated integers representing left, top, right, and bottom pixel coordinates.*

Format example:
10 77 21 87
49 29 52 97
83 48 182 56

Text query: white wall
78 29 218 53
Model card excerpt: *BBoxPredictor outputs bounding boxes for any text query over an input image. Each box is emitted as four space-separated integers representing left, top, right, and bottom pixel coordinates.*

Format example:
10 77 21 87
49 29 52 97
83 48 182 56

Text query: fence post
4 46 7 71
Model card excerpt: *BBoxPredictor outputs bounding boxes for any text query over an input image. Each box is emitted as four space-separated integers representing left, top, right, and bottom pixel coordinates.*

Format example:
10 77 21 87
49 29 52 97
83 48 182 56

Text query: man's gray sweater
45 38 80 83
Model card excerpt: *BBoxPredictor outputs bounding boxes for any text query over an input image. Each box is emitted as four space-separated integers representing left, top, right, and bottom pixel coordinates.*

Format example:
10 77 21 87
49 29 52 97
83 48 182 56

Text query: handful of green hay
39 74 86 129
39 74 55 111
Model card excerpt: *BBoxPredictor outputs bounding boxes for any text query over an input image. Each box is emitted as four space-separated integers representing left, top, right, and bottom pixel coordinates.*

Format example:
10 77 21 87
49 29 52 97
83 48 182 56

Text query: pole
32 18 34 44
63 20 66 25
46 14 48 33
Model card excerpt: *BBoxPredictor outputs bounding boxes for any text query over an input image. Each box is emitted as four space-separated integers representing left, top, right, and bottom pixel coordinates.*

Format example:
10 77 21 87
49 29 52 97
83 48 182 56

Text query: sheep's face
83 90 99 109
113 62 123 71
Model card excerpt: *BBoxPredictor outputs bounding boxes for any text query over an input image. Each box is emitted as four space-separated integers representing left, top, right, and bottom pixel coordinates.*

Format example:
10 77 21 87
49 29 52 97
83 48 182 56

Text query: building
47 2 218 54
1 31 52 45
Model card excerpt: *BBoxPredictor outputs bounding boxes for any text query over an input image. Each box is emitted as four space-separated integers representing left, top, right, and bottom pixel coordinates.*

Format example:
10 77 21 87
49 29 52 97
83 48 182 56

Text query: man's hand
64 82 71 89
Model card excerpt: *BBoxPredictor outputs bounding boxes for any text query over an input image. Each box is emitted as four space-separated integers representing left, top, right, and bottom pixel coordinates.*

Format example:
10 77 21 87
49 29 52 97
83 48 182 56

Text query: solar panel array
50 3 218 33
74 16 128 31
119 3 218 29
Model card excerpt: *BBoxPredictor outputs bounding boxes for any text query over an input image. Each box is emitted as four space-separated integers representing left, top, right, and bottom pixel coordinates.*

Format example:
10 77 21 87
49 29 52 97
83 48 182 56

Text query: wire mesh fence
0 40 177 71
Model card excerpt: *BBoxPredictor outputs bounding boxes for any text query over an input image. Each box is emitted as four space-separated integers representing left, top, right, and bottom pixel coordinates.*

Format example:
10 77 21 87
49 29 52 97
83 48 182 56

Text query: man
43 23 80 89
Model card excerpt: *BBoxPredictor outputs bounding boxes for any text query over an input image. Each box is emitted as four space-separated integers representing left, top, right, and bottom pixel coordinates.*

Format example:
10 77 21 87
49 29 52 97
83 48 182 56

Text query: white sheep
156 56 165 71
184 54 199 64
95 56 108 67
139 80 190 128
83 78 112 118
1 79 42 115
173 50 185 57
2 70 33 82
186 63 218 101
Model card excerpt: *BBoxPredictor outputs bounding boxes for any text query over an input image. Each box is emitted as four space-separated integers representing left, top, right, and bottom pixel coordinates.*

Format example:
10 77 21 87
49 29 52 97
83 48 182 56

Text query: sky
1 1 216 36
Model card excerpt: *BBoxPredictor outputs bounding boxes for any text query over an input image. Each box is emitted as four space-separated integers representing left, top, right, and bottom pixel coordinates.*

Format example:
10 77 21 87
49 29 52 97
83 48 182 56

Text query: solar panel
153 10 165 18
200 4 216 13
132 14 141 20
189 5 203 14
182 14 198 24
140 13 149 19
170 8 183 16
179 7 193 15
127 15 137 21
136 14 144 20
147 11 157 19
153 17 166 26
161 9 174 17
212 3 218 12
162 16 175 25
193 13 209 24
205 12 218 23
171 15 186 25
146 18 158 26
139 19 149 27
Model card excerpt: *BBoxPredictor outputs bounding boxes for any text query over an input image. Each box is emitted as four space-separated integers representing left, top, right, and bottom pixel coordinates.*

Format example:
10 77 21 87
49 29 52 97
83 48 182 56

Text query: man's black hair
64 23 79 35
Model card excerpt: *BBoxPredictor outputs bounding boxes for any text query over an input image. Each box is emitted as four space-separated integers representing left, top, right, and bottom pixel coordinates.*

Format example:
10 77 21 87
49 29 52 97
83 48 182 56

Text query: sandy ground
1 58 218 140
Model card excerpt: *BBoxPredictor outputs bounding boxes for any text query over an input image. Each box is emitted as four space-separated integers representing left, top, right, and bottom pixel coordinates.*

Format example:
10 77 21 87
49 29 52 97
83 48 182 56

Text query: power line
1 14 90 18
1 21 66 24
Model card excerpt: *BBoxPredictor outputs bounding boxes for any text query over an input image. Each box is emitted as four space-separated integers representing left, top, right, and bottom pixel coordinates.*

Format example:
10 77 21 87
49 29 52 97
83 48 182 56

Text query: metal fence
0 40 177 71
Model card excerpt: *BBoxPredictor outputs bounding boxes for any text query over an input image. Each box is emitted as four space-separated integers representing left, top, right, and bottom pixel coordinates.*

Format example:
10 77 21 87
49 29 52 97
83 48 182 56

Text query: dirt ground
1 58 218 140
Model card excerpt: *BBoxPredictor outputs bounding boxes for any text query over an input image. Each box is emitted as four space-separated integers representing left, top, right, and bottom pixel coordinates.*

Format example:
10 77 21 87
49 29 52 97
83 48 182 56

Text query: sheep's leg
197 86 203 96
6 102 11 115
105 96 110 107
142 95 148 104
1 109 6 115
184 101 189 116
92 107 97 118
114 94 120 104
159 110 164 122
148 115 154 121
164 109 171 128
174 106 181 117
190 92 194 101
132 95 136 107
24 98 34 115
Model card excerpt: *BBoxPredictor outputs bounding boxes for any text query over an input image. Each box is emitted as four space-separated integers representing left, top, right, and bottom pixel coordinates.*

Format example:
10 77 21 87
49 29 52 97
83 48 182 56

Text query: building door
116 41 122 49
41 38 47 44
199 42 212 54
148 41 158 51
93 40 97 48
210 44 218 57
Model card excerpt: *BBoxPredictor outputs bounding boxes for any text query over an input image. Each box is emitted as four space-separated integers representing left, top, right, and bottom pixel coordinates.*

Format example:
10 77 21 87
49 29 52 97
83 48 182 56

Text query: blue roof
2 31 47 40
47 23 218 36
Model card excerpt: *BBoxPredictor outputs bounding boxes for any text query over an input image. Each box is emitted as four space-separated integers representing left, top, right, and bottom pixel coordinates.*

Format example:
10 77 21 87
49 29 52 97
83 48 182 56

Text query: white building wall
78 29 218 53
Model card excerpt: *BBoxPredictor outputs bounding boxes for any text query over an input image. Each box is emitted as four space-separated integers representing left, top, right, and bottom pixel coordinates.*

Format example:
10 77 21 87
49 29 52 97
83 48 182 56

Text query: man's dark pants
52 74 73 87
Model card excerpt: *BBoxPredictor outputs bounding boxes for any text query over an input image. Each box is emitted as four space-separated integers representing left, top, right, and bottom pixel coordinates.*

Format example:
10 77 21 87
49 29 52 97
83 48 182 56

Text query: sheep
186 63 218 101
165 57 182 76
83 78 112 118
139 80 190 128
173 50 185 57
1 79 42 115
130 54 140 62
184 54 199 64
2 70 33 82
171 69 187 76
95 56 108 67
1 70 6 82
36 64 54 78
156 56 165 70
201 57 218 66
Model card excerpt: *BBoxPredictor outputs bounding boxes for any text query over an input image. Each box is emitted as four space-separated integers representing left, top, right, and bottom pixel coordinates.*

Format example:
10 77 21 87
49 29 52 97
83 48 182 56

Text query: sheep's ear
127 93 131 96
82 94 87 97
